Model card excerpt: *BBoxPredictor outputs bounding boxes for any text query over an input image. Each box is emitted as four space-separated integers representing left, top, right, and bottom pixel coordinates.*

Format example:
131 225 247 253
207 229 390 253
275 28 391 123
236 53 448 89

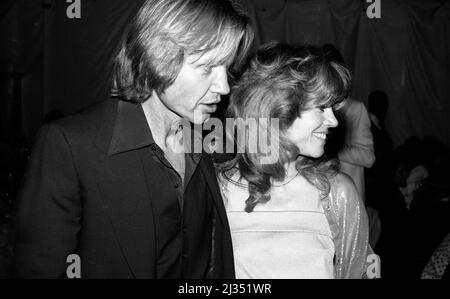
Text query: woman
218 42 376 279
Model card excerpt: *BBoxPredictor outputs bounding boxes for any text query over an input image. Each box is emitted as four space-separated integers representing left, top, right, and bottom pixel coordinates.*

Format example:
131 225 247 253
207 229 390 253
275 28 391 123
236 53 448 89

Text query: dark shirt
146 121 212 278
149 142 203 278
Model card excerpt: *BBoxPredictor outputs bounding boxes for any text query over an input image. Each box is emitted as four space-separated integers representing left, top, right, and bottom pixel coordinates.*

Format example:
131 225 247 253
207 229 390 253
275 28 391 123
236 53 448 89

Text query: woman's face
285 107 338 158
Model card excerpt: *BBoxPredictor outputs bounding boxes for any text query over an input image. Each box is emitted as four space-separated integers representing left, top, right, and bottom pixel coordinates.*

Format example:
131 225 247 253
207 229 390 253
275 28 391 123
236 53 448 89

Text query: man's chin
191 113 211 125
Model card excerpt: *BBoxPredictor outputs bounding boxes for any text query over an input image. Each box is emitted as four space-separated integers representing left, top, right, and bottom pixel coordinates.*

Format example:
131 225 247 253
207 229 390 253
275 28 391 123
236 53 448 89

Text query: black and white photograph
0 0 449 283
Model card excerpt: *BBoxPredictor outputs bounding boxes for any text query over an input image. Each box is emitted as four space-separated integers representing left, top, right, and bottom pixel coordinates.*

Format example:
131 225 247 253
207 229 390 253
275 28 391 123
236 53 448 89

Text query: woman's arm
329 173 380 279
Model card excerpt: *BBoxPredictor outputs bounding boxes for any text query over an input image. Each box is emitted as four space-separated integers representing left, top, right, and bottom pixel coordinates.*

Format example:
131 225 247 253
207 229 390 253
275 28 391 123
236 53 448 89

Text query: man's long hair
111 0 254 103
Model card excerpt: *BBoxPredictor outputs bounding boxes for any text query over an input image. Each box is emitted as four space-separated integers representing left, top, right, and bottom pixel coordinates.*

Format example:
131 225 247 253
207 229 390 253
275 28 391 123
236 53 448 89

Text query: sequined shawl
322 173 378 279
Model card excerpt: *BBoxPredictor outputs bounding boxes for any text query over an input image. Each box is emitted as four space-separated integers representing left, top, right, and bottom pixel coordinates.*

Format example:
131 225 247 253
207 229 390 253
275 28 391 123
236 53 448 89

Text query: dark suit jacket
12 98 235 278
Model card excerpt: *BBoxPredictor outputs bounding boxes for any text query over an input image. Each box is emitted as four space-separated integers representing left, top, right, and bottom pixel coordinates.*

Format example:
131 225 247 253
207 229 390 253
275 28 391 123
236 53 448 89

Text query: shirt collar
108 100 155 156
108 100 204 159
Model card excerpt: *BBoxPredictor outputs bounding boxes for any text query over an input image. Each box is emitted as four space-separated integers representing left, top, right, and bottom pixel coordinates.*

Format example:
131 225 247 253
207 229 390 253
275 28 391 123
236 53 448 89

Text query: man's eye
202 65 213 74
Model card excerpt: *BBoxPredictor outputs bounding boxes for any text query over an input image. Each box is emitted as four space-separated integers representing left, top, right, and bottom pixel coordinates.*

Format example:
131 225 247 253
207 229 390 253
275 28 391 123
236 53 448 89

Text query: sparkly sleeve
324 173 381 279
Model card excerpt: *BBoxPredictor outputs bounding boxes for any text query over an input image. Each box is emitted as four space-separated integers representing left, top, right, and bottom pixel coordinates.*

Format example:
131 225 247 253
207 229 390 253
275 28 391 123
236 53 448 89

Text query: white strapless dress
221 176 335 279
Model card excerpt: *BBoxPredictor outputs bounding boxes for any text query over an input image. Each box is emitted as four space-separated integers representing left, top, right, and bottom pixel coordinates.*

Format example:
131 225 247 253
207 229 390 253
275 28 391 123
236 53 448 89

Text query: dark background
1 0 449 147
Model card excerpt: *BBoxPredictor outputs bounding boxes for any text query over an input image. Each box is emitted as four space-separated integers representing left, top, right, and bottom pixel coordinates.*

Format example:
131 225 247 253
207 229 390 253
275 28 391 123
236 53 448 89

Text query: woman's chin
301 149 324 159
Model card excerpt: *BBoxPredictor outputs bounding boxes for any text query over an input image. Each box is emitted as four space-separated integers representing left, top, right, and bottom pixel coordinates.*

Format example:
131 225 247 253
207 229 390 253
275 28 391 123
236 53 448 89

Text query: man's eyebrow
194 61 222 68
185 53 205 64
195 62 212 67
187 56 212 66
188 54 231 68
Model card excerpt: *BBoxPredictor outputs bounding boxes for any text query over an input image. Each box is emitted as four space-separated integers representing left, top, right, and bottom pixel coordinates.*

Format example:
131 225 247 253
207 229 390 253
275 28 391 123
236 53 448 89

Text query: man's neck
141 91 183 152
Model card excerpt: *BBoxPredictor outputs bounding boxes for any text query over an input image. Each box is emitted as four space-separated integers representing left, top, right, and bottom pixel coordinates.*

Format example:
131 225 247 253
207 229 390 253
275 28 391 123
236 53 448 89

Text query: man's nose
324 108 338 127
210 65 230 95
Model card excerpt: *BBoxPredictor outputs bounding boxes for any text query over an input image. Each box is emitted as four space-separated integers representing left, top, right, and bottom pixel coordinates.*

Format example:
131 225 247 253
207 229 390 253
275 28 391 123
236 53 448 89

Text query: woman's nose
324 108 338 127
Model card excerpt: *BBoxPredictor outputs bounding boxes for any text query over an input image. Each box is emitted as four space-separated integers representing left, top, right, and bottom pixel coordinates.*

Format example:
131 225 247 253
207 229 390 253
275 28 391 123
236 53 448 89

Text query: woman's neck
271 161 299 187
284 161 298 178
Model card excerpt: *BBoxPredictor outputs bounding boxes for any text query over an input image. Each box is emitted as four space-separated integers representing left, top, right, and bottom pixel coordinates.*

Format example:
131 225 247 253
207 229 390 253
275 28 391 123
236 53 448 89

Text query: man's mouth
202 100 220 105
200 103 217 113
202 95 221 105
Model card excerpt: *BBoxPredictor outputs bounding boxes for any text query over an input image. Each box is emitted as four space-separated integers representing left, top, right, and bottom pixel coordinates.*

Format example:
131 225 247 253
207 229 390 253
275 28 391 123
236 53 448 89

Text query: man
338 98 375 203
12 0 253 278
336 98 379 248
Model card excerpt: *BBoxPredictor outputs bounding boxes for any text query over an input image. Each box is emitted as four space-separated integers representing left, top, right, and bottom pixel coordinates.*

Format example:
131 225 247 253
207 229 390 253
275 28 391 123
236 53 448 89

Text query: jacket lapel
95 99 157 278
198 154 229 227
198 154 235 277
97 151 156 278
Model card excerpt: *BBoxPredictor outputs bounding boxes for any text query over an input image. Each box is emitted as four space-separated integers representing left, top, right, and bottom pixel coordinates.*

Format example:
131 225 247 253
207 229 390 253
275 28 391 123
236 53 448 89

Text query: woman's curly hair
218 42 352 212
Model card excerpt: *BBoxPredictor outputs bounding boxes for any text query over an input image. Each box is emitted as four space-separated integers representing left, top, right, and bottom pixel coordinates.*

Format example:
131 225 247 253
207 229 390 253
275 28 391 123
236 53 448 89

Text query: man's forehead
185 47 232 66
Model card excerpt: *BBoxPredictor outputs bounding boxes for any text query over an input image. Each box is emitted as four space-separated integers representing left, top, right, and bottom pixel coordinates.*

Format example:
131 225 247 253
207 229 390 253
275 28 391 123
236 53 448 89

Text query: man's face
158 51 230 124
